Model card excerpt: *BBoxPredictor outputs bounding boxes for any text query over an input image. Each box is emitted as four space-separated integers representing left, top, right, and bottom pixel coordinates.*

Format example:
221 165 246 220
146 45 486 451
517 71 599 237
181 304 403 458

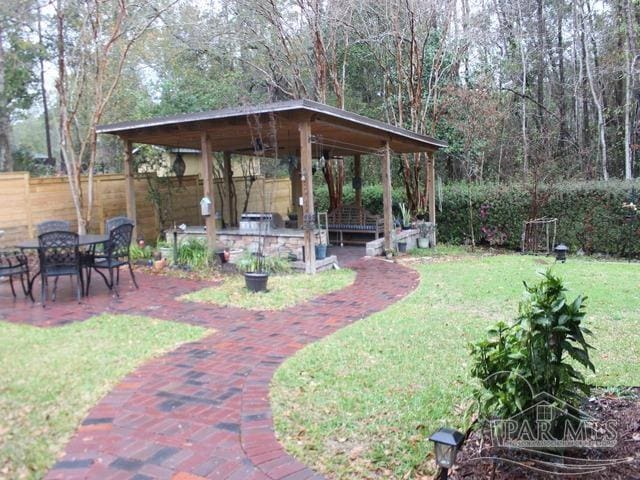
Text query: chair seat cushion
0 265 28 276
93 257 126 268
43 265 79 276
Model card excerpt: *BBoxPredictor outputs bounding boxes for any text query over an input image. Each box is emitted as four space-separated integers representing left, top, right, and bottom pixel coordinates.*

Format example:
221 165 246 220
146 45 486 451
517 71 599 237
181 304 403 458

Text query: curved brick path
2 257 419 480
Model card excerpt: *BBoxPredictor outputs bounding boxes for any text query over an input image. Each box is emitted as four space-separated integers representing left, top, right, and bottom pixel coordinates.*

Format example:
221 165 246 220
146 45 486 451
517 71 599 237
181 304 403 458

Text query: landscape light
554 243 569 263
429 427 465 480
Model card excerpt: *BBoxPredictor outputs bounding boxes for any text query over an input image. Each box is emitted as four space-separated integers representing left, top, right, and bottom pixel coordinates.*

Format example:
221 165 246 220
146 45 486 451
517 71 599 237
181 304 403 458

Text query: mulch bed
450 388 640 479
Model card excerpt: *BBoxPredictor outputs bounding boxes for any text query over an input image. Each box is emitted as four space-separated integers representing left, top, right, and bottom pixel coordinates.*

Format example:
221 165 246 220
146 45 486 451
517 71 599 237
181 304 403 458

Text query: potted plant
399 202 411 229
238 252 269 292
156 239 173 264
417 221 432 249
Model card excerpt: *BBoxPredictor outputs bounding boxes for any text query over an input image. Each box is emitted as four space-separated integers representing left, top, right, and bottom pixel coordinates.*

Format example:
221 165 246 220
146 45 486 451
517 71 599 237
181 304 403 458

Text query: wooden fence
0 172 292 247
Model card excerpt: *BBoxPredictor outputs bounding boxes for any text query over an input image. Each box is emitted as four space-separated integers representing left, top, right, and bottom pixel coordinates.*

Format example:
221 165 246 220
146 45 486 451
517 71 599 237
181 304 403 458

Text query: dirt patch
450 389 640 479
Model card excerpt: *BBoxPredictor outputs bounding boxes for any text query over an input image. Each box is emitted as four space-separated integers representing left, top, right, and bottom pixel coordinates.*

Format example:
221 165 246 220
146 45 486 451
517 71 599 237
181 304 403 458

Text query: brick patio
0 256 419 480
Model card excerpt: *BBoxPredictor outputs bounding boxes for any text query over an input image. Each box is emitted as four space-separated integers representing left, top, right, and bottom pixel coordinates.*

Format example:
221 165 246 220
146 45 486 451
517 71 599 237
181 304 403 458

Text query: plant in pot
237 251 269 292
238 111 284 292
156 239 173 264
417 221 432 249
399 202 412 229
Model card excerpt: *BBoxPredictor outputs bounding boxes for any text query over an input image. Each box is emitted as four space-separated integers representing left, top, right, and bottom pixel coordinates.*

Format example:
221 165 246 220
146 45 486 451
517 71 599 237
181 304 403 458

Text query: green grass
0 315 207 479
270 252 640 479
180 269 356 310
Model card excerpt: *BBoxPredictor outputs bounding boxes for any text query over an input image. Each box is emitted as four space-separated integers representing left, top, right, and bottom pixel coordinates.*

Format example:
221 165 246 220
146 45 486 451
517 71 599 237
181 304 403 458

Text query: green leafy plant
129 244 153 261
469 270 594 419
236 251 292 274
417 221 433 239
399 202 411 227
177 239 212 269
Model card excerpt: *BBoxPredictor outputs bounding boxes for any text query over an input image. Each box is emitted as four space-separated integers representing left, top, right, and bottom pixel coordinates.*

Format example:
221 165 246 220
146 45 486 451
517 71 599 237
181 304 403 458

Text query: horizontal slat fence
0 172 292 248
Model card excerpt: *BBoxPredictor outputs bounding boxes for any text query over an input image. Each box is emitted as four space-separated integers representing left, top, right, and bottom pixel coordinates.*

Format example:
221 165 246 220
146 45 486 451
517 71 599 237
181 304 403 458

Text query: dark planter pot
402 224 411 230
397 241 407 253
315 244 327 260
244 272 269 292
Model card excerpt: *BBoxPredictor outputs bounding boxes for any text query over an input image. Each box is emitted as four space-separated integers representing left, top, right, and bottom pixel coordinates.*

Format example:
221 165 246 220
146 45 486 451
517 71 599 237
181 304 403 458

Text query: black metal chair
37 220 71 235
37 231 82 306
88 223 138 297
105 216 132 232
0 250 32 301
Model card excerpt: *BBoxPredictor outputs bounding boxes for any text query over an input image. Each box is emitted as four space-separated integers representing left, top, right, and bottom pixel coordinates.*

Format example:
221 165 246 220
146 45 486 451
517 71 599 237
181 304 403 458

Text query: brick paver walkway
0 257 419 480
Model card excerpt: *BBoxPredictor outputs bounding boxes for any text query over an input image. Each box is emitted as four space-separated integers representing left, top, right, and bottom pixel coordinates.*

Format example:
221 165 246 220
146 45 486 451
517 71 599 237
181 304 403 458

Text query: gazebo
97 100 446 273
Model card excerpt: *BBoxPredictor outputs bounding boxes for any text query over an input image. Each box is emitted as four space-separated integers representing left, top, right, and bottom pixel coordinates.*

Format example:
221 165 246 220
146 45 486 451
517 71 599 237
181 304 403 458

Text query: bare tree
580 0 608 180
55 0 175 233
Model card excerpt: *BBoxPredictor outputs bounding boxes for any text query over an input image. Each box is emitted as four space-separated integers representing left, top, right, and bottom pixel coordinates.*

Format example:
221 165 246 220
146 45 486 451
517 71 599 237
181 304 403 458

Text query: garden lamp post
429 427 465 480
554 243 569 263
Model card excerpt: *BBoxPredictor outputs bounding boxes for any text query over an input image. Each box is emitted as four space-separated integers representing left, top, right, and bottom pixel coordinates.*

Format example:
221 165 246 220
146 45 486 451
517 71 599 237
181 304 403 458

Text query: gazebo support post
123 139 137 239
290 159 302 227
383 141 393 252
223 151 236 227
354 153 362 208
299 118 316 274
200 132 217 252
427 152 437 245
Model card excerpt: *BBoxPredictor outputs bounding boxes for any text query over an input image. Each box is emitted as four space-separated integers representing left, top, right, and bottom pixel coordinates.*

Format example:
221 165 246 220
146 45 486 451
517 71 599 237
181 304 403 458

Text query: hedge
314 181 640 257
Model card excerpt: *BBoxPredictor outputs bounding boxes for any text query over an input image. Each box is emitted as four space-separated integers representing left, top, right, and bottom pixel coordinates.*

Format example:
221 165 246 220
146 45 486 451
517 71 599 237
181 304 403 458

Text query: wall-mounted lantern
172 151 186 183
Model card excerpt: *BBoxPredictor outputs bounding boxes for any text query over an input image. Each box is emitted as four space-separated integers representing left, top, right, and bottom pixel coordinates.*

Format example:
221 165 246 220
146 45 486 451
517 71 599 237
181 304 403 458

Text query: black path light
429 427 465 480
172 151 186 184
554 243 569 263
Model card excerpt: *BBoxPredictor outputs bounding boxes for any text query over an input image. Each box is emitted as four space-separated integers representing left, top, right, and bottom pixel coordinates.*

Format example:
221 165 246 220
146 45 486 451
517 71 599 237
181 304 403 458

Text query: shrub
129 244 153 261
314 180 640 257
469 270 594 420
177 239 212 269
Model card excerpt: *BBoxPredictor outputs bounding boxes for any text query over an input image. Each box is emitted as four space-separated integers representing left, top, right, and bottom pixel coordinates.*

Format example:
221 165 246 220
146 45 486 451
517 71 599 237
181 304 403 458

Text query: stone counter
175 227 313 259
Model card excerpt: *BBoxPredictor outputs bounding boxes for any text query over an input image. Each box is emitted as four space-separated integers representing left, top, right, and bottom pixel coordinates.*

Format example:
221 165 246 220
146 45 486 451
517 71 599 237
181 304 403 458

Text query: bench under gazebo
97 99 446 273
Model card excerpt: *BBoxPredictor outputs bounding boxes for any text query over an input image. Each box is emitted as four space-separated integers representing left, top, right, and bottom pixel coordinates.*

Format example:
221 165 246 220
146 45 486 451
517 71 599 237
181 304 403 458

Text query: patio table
16 234 109 298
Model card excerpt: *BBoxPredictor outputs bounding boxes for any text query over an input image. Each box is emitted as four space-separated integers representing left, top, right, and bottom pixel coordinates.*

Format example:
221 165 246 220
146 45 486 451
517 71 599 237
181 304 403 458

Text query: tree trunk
624 0 638 179
0 23 12 172
583 0 608 180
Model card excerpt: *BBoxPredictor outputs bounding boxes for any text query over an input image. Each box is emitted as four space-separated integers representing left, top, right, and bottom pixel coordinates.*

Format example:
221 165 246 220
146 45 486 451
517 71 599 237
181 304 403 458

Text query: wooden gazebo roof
97 99 446 155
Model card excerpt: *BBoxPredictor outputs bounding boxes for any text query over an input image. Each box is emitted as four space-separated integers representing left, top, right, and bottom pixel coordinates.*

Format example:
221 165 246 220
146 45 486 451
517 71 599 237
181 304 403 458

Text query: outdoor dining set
0 216 138 306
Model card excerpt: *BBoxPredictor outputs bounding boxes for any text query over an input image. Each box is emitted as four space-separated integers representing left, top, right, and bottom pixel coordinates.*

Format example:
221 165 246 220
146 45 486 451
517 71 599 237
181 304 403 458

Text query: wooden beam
289 159 302 227
382 141 393 252
427 152 437 245
200 132 217 251
223 151 236 227
124 140 137 239
299 118 316 274
354 154 362 207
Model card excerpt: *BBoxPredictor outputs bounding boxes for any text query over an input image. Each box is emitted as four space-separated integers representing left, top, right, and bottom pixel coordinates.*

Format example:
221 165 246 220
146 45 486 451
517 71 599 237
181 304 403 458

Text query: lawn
180 268 356 310
0 314 207 479
270 251 640 479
